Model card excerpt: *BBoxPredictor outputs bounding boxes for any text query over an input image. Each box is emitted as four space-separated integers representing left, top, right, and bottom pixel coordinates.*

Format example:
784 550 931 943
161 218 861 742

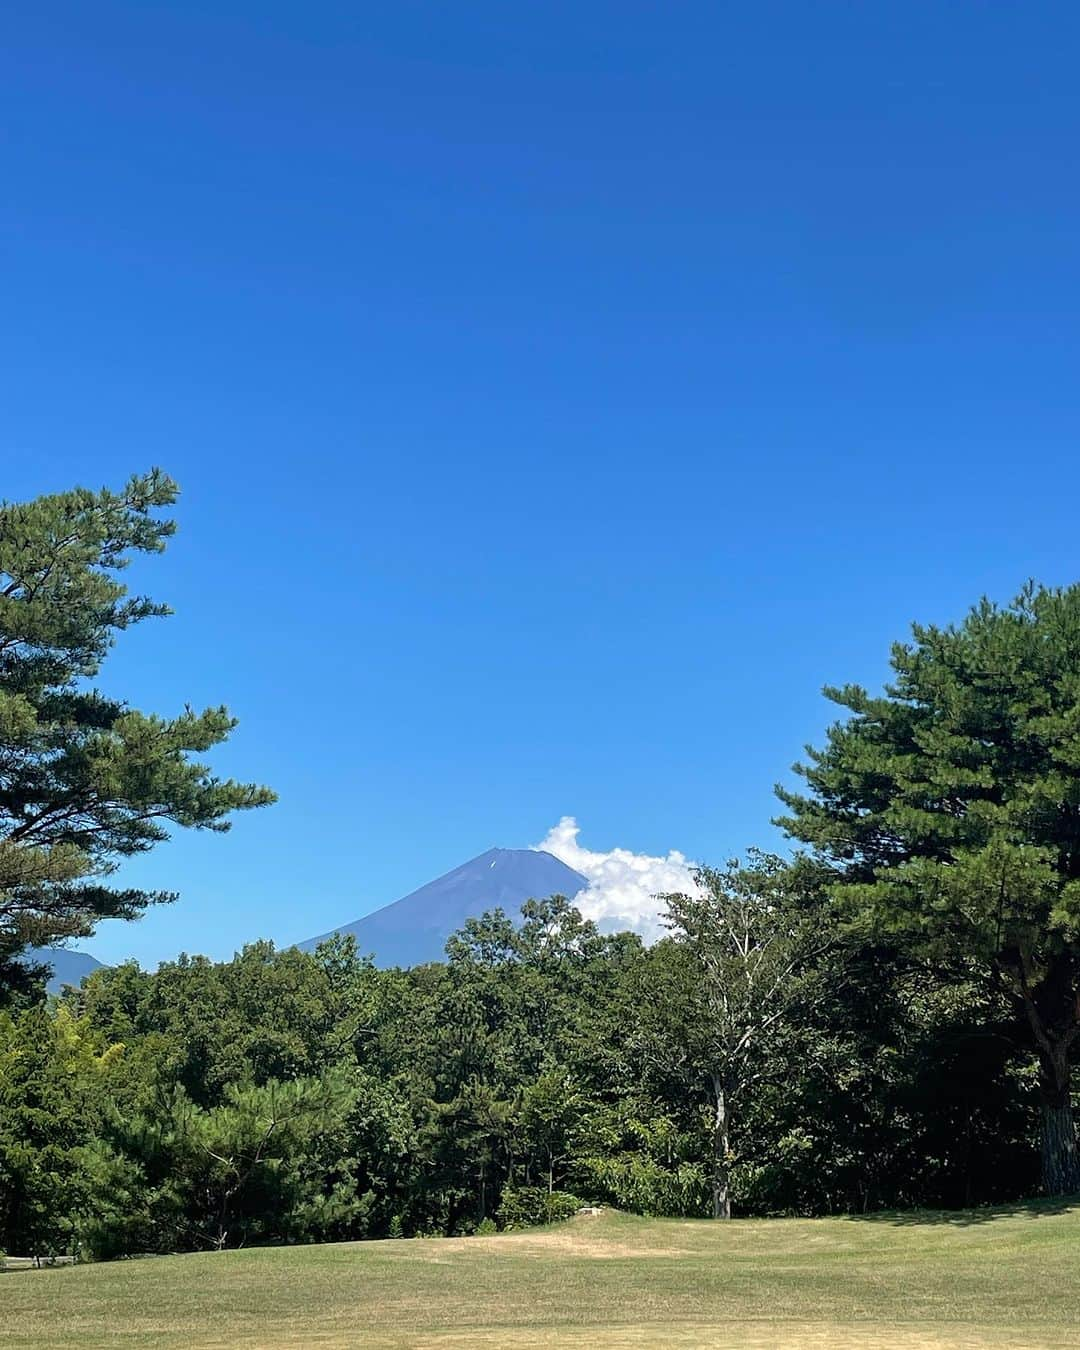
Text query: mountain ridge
299 846 589 967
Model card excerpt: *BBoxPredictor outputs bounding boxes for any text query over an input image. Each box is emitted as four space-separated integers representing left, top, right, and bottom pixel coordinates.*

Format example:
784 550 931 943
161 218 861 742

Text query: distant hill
299 847 589 967
26 947 105 995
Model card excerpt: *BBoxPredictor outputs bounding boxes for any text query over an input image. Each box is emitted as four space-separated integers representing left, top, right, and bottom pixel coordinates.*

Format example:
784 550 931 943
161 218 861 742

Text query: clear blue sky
4 2 1080 965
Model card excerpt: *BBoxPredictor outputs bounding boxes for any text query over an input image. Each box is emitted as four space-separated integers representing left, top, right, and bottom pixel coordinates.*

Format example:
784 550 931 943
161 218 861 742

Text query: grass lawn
6 1202 1080 1348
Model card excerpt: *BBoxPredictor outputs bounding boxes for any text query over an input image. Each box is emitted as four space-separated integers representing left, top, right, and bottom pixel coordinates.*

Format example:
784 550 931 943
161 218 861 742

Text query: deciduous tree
653 854 831 1218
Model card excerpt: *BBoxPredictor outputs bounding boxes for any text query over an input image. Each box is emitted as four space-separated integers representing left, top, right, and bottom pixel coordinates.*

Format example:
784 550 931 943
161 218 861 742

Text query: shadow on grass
847 1197 1078 1227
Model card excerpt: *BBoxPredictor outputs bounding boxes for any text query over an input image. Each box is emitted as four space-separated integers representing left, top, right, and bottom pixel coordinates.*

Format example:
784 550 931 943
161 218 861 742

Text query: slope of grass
7 1202 1080 1348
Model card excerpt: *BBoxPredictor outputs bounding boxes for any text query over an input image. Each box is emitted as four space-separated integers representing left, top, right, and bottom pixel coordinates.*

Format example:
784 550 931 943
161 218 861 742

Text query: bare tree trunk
1039 1046 1080 1196
711 1074 731 1220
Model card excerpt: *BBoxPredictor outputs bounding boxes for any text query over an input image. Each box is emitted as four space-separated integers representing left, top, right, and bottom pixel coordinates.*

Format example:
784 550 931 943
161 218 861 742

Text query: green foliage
80 1072 361 1257
0 1004 123 1255
76 937 380 1106
0 896 1050 1256
0 471 274 986
574 1101 709 1216
496 1186 581 1230
778 582 1080 1193
777 585 1080 956
643 854 834 1216
580 1152 708 1217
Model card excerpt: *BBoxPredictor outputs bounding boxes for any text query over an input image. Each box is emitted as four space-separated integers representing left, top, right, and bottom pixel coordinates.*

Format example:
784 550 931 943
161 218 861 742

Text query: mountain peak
299 846 589 967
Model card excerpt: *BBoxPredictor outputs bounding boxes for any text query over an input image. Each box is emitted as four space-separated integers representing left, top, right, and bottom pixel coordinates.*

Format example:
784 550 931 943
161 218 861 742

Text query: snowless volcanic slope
300 847 589 967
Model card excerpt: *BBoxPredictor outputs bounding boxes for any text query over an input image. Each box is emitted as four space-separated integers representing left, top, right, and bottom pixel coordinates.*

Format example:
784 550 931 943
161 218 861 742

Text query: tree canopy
0 470 275 993
778 582 1080 1193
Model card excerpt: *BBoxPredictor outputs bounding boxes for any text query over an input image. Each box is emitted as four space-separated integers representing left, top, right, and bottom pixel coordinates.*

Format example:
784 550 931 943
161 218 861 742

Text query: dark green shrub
497 1186 581 1231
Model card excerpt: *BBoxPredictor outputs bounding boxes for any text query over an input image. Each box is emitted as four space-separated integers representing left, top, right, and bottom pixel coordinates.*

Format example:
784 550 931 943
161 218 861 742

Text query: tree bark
1011 951 1080 1197
1038 1047 1080 1196
711 1074 731 1219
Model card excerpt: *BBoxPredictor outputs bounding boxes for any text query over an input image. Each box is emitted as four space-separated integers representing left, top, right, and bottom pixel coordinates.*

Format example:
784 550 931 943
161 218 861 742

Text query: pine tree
0 469 275 990
777 583 1080 1195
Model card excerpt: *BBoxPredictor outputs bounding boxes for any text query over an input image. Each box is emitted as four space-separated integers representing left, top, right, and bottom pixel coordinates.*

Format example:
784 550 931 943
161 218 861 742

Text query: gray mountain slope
299 847 589 967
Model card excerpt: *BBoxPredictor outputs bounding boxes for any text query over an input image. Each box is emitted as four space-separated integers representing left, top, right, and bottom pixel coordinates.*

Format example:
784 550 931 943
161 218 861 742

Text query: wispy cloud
532 815 701 941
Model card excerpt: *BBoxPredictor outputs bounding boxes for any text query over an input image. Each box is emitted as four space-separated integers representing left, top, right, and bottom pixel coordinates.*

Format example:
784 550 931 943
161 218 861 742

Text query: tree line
1 472 1079 1259
0 881 1038 1257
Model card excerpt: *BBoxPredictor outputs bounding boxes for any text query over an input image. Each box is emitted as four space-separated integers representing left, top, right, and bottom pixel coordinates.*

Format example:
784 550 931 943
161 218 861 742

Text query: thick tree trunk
1038 1048 1080 1196
1013 953 1080 1197
711 1074 731 1220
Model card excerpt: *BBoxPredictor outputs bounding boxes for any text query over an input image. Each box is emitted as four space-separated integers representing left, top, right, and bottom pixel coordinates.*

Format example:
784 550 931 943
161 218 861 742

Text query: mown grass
6 1202 1080 1348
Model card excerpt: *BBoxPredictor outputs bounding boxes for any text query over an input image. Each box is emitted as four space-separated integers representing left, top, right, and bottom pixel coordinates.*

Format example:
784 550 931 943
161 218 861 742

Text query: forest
0 883 1040 1257
2 473 1079 1259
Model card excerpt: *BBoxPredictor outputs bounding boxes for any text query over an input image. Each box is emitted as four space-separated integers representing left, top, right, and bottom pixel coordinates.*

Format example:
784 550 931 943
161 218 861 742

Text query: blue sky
4 2 1080 964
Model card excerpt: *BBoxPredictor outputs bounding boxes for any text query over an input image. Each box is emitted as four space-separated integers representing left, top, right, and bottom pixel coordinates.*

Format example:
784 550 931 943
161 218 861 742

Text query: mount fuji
299 847 589 967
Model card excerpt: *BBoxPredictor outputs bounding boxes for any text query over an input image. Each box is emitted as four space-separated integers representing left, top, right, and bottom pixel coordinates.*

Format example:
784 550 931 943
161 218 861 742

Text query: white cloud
532 816 701 941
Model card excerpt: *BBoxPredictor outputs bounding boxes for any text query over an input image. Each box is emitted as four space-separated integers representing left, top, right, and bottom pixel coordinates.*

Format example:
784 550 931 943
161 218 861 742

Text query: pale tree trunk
1038 1045 1080 1196
711 1073 731 1220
